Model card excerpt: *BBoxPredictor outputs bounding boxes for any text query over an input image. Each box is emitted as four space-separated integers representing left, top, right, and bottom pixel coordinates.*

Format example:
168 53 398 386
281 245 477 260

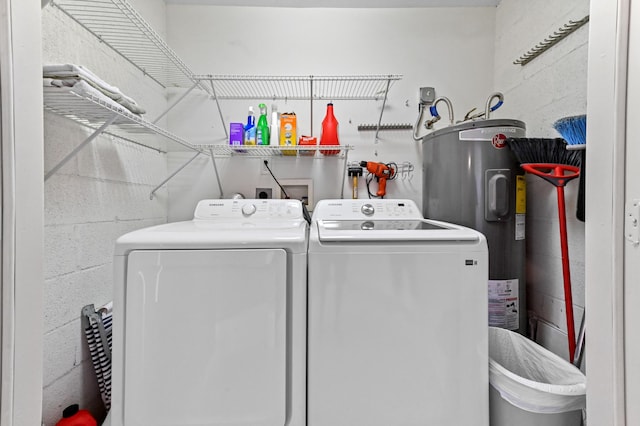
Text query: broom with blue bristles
552 114 587 368
553 115 587 222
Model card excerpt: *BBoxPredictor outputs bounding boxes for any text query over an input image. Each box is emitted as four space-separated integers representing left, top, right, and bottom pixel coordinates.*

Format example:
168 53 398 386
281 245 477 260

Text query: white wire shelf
195 74 402 101
45 0 396 196
50 0 201 91
43 86 204 153
198 144 353 158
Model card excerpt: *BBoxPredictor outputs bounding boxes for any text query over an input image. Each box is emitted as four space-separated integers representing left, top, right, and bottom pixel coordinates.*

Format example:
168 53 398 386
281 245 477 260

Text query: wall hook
513 15 589 66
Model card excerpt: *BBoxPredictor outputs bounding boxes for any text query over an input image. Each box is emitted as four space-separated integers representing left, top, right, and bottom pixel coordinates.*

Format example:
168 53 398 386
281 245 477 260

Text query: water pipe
412 103 428 141
484 92 504 119
426 97 454 129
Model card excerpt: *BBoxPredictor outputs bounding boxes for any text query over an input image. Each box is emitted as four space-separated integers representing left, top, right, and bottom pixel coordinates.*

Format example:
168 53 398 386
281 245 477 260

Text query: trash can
489 327 586 426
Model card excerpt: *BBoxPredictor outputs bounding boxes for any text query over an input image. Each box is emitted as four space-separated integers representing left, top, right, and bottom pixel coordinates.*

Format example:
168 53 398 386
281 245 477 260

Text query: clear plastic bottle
270 104 280 145
257 103 270 145
244 106 257 145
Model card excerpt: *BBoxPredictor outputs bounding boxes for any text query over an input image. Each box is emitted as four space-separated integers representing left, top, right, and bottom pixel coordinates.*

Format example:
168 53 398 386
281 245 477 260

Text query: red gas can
55 404 97 426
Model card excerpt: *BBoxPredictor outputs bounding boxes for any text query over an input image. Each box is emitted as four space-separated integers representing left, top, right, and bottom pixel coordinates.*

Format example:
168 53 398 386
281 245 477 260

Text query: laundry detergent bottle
320 102 340 156
256 103 270 145
244 106 257 145
55 404 97 426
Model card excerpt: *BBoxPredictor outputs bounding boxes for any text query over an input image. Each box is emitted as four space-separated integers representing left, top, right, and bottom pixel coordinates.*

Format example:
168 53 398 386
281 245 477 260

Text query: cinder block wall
39 1 591 423
41 1 169 423
494 0 590 359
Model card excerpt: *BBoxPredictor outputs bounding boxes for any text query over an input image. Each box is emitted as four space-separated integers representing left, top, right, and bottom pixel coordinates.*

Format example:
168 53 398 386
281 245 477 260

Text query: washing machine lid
115 199 307 255
316 219 481 242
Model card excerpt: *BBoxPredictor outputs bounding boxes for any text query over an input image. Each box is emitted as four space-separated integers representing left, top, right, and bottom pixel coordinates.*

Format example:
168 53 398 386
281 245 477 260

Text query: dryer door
123 249 287 426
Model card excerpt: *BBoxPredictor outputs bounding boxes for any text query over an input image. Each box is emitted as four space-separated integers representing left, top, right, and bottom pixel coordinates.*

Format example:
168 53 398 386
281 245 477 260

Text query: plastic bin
489 327 586 426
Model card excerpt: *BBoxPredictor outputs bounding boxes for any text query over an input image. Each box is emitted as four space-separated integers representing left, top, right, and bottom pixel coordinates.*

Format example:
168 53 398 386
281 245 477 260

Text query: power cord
263 160 312 224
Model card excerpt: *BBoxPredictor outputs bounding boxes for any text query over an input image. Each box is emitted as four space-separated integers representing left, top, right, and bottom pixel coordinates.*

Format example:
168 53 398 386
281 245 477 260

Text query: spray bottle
244 106 257 145
257 103 270 145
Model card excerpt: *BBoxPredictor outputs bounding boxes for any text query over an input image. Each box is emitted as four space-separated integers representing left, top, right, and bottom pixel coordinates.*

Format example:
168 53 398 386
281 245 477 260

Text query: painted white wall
165 1 590 361
1 0 44 424
40 0 170 424
163 5 497 221
493 0 589 360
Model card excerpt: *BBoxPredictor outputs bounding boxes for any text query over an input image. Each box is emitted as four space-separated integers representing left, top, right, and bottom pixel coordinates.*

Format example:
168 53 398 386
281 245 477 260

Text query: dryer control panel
194 199 303 220
312 199 422 220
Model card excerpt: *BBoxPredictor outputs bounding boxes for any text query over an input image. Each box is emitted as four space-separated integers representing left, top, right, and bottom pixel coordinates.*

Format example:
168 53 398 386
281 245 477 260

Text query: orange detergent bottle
55 404 97 426
320 102 340 156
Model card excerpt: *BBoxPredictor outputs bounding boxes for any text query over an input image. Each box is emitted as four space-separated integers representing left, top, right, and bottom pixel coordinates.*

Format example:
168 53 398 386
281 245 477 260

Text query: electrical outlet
255 188 273 199
420 87 436 105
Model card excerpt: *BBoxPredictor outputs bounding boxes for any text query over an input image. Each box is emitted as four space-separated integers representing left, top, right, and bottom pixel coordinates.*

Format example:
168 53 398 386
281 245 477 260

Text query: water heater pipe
485 92 504 119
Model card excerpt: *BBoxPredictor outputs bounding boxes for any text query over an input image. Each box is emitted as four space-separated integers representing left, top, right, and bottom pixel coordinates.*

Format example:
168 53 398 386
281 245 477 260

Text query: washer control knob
241 203 257 216
361 221 375 230
361 204 375 216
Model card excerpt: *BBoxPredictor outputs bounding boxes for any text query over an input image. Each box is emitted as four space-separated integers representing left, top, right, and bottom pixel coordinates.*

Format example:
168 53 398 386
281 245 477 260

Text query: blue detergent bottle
244 106 257 145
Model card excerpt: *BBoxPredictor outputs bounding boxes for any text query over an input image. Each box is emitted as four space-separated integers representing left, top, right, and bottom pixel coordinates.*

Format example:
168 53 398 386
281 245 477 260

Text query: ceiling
164 0 500 7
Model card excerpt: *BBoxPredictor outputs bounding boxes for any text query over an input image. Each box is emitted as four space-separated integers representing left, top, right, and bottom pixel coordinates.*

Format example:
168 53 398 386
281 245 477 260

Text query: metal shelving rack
50 0 199 90
45 0 402 198
196 74 402 140
197 74 400 100
43 87 209 182
202 145 352 158
46 0 213 196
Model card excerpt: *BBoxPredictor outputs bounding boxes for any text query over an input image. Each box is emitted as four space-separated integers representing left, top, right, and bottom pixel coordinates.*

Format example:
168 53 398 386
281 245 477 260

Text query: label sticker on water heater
515 214 525 240
488 279 519 331
516 175 526 214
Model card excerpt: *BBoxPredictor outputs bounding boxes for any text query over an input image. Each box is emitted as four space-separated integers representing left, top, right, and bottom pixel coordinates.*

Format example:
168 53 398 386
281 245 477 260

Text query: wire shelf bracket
149 151 203 200
43 87 207 182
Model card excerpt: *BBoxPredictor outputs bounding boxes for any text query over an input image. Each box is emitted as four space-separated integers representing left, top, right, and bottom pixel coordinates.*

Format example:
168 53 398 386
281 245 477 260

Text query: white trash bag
489 327 586 414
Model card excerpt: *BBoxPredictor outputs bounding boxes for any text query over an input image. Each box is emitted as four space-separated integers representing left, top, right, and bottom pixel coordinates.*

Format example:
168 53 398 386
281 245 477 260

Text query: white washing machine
307 199 489 426
111 199 307 426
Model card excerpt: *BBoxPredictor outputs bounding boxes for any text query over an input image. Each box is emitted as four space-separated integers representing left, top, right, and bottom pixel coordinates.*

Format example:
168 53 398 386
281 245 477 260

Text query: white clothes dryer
307 199 489 426
111 199 307 426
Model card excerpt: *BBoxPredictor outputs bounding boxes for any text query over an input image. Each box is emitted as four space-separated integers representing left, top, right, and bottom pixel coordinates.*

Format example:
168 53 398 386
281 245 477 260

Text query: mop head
506 138 581 166
553 115 587 147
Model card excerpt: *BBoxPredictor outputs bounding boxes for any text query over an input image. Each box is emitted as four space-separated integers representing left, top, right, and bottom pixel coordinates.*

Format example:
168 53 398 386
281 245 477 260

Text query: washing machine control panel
194 199 304 220
313 199 422 220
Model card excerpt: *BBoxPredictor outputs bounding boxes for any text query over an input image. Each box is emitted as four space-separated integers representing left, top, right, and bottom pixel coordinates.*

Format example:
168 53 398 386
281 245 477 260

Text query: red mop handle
522 163 579 361
521 164 580 187
556 185 577 362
